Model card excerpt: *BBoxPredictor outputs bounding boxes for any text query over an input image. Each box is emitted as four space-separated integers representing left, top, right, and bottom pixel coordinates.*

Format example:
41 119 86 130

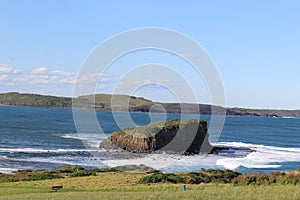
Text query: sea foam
215 142 300 170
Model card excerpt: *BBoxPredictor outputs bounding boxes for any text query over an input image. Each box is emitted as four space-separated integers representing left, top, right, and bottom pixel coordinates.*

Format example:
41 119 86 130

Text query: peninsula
0 92 299 117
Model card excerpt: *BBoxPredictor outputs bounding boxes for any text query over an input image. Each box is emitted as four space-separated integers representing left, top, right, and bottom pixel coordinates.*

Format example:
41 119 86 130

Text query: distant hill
0 92 299 117
0 92 72 108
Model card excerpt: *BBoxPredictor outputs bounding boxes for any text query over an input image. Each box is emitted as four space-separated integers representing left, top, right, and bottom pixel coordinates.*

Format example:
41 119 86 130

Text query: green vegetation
0 166 100 183
86 93 153 110
1 92 300 116
138 169 300 186
0 168 300 200
69 170 96 178
0 92 154 111
138 172 186 184
109 119 204 138
52 165 85 173
0 92 72 108
1 185 300 200
0 165 155 183
101 119 211 154
0 169 64 182
22 172 63 181
233 171 300 186
2 166 300 187
138 169 241 184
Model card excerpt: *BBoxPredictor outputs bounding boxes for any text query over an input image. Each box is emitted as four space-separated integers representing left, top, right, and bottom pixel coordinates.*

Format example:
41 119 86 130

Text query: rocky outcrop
99 119 213 154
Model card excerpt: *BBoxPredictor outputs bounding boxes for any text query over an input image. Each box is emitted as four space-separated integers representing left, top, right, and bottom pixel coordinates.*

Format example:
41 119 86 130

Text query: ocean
0 105 299 174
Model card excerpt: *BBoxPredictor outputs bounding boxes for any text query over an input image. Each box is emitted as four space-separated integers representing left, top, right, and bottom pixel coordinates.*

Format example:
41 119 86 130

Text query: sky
0 0 299 109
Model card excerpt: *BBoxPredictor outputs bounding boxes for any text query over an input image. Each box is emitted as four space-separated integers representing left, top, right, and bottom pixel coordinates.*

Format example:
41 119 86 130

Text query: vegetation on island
1 92 300 117
108 119 206 138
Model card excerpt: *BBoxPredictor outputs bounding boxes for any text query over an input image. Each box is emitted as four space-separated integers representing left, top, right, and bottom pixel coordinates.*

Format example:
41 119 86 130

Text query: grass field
0 172 299 200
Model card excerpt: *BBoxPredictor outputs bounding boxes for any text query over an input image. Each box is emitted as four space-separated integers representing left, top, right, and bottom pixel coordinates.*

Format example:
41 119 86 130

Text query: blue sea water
0 105 299 174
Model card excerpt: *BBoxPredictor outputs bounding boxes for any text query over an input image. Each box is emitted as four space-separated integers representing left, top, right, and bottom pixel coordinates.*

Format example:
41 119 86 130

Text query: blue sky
0 0 299 109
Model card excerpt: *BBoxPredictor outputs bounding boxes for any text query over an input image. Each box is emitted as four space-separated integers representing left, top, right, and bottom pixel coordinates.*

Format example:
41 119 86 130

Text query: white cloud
0 64 22 82
31 67 73 77
11 67 77 84
0 75 9 81
8 67 117 86
1 66 119 96
52 70 72 76
0 64 21 75
31 67 48 75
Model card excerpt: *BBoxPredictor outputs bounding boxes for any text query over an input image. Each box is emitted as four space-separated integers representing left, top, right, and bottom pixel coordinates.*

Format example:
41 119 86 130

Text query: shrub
96 168 120 173
0 173 17 182
138 173 165 184
53 165 84 173
186 172 210 184
138 172 186 184
69 170 96 177
138 169 241 185
233 172 300 186
200 169 241 184
165 174 186 184
23 172 63 181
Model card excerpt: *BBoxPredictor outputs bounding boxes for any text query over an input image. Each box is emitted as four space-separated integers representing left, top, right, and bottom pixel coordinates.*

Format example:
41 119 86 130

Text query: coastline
1 92 300 117
1 100 300 176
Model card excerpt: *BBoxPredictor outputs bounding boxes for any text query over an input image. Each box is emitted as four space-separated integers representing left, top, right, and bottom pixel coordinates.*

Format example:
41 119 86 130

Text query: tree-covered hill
0 92 299 117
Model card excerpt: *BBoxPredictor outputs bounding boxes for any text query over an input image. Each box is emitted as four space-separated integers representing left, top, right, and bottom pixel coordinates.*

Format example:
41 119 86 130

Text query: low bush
233 172 300 186
23 172 63 181
53 165 84 173
138 172 186 184
69 170 96 177
0 173 16 182
96 168 120 173
138 169 242 185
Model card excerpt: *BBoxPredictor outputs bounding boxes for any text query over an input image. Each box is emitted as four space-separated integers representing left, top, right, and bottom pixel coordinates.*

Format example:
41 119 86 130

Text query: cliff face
99 119 213 154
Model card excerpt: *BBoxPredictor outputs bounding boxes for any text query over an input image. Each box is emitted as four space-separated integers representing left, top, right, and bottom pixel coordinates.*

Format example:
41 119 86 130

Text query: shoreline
1 103 299 118
0 141 296 175
1 92 300 117
0 145 254 175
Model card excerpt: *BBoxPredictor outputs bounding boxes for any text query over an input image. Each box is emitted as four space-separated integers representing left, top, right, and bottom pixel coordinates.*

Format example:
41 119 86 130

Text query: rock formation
99 119 213 154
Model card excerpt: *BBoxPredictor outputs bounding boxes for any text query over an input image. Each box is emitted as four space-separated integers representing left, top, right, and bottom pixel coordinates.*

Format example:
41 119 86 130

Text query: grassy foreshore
1 166 300 200
1 172 300 200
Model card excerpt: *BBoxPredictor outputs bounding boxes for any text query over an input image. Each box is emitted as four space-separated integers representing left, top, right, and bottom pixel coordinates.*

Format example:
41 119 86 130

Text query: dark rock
111 164 156 173
99 119 213 154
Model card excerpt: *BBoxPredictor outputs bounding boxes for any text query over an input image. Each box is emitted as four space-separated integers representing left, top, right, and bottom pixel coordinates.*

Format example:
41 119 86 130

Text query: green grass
109 119 206 138
0 172 300 200
1 166 300 199
0 92 153 110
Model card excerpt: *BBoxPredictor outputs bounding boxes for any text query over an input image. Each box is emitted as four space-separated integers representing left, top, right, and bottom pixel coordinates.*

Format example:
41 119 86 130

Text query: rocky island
99 119 213 154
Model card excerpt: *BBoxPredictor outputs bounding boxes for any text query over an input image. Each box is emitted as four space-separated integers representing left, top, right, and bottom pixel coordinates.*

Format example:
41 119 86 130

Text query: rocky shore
99 119 213 154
